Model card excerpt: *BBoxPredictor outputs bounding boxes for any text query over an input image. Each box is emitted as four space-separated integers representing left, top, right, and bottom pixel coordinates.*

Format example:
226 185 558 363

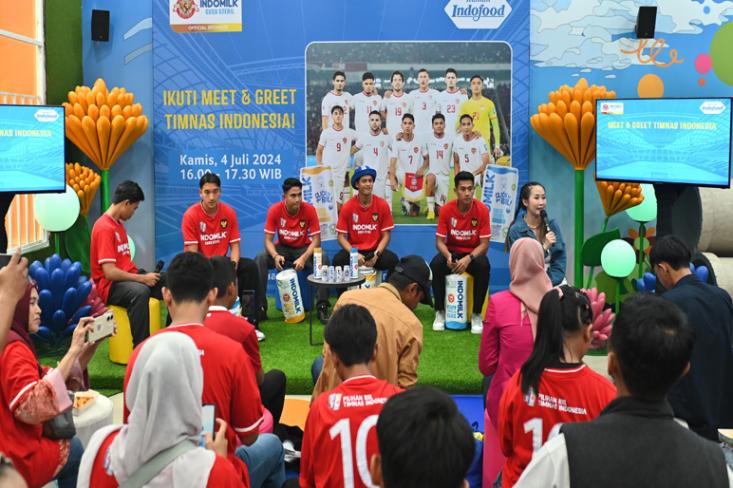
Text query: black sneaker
317 302 330 324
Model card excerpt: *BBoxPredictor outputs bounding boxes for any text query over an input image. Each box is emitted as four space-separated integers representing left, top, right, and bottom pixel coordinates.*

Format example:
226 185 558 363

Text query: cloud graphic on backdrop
531 0 733 69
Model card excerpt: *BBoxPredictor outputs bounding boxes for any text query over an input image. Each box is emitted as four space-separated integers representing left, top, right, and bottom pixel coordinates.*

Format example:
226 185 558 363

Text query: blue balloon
643 272 656 291
29 260 43 279
75 279 92 309
61 288 78 318
38 289 54 325
48 254 61 272
33 267 50 291
696 265 709 283
71 305 92 324
62 323 77 337
44 256 53 273
33 325 54 341
51 309 67 332
50 268 66 310
64 262 82 290
61 259 72 273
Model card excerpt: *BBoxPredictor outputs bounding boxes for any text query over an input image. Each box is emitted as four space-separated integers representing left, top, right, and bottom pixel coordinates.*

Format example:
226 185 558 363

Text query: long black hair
520 285 593 396
504 181 546 252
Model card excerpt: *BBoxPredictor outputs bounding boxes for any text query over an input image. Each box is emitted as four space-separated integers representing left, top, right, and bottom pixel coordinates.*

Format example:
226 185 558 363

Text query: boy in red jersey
206 256 286 426
90 181 162 347
181 173 262 331
333 166 398 274
301 304 402 488
431 171 491 334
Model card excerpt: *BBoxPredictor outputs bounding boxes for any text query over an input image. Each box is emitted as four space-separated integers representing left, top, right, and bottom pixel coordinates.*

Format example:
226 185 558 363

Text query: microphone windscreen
540 209 548 221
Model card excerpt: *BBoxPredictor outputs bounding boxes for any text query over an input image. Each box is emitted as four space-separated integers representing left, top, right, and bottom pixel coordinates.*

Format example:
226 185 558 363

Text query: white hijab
78 332 215 487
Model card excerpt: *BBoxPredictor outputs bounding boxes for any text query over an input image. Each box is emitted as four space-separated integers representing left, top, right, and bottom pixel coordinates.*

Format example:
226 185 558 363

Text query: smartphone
155 260 165 273
202 404 216 437
85 312 117 343
0 254 11 268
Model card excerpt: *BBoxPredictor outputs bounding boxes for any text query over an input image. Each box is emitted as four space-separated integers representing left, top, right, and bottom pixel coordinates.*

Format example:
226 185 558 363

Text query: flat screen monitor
595 98 732 188
0 105 66 193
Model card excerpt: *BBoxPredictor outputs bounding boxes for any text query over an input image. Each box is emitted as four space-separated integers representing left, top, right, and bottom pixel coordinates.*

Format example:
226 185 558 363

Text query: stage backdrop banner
153 0 530 291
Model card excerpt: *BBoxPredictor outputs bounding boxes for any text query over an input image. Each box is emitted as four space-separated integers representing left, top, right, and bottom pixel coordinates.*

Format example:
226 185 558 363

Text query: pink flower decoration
83 282 108 317
582 287 615 349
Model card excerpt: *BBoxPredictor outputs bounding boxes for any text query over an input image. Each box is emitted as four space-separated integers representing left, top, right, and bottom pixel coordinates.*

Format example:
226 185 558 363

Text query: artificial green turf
38 299 484 395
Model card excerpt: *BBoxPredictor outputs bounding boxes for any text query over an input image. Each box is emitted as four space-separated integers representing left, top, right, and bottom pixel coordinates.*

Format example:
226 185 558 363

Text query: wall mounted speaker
635 6 657 39
91 9 110 42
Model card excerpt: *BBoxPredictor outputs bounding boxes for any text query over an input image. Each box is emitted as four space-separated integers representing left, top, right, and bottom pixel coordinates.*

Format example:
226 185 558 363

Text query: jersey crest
220 219 228 229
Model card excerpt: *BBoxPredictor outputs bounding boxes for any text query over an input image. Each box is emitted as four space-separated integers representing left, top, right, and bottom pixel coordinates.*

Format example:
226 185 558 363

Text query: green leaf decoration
581 228 621 266
64 215 92 275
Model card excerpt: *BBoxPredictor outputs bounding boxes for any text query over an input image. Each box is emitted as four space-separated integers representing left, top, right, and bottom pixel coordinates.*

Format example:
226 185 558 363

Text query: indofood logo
700 101 727 115
34 109 59 123
444 0 511 29
456 279 465 319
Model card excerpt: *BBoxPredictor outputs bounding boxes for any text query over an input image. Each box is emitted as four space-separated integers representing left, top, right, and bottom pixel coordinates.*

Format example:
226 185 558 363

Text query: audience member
182 173 262 331
431 170 491 334
650 235 733 440
255 177 331 323
370 386 475 488
499 286 615 487
517 294 733 487
206 256 287 426
0 251 29 348
478 237 552 484
123 252 284 487
505 182 566 285
0 453 27 488
90 180 163 347
312 256 431 400
0 283 97 487
78 332 241 487
301 304 403 487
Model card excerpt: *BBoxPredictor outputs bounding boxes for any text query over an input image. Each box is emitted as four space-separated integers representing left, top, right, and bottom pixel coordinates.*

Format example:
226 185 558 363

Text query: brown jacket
312 283 424 401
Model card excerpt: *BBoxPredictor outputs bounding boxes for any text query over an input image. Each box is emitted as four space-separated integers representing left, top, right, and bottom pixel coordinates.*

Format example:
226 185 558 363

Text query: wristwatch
468 254 475 261
374 250 381 258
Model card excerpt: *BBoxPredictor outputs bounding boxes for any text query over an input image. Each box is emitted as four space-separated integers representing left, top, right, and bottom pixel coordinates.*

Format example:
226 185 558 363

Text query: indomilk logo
444 0 511 29
456 279 465 319
288 276 303 314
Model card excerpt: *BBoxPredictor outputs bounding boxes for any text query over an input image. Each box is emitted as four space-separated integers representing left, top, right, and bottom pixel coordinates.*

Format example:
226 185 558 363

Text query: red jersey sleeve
299 401 320 488
182 208 199 246
336 202 349 234
227 207 241 244
95 223 118 265
230 349 264 437
1 343 41 412
264 204 278 235
436 206 449 238
379 198 394 231
208 455 247 488
243 328 262 373
306 204 321 236
479 203 491 239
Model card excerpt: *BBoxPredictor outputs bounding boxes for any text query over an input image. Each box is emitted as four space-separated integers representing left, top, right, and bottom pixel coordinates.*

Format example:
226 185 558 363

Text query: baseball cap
351 165 378 189
392 255 433 307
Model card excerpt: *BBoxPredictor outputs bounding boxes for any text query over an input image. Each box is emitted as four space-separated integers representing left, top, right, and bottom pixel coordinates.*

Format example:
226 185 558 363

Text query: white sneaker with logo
256 329 266 342
470 313 483 334
433 311 446 331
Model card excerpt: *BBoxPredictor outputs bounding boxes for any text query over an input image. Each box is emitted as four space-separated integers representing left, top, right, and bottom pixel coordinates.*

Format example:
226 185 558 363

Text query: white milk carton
276 269 305 323
445 273 469 330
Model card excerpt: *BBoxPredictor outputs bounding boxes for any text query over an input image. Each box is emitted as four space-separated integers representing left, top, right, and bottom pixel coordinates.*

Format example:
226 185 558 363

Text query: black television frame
0 104 67 194
594 97 733 189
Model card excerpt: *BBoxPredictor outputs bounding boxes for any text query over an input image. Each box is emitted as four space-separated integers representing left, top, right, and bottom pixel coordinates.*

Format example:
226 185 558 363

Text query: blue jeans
235 433 285 488
55 436 83 488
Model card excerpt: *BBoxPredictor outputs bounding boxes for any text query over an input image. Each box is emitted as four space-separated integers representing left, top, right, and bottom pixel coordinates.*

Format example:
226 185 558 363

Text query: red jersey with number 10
498 364 616 488
300 376 403 488
336 196 394 251
182 202 240 257
436 198 491 253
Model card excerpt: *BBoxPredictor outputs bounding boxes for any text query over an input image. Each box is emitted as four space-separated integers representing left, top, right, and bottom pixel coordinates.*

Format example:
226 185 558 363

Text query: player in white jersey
352 110 392 204
424 113 454 220
389 113 428 216
453 114 490 196
351 72 383 135
439 68 466 134
381 70 410 137
316 105 356 210
321 70 352 130
407 68 440 137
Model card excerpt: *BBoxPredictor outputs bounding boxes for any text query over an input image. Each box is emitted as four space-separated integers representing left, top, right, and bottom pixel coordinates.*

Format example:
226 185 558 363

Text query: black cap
392 255 433 307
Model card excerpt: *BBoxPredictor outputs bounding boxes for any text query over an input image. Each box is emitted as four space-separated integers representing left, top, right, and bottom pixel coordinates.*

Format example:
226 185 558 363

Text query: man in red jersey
90 181 162 347
206 256 286 426
301 304 403 488
431 171 490 335
123 252 285 488
333 166 398 274
255 177 331 322
181 173 262 332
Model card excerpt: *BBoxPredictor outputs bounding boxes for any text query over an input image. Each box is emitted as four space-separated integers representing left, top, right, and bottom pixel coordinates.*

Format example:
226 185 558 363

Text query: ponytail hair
504 181 546 252
520 285 593 396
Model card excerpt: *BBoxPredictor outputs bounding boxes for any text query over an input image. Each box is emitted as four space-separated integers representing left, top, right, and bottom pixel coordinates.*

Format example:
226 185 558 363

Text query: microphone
540 210 551 233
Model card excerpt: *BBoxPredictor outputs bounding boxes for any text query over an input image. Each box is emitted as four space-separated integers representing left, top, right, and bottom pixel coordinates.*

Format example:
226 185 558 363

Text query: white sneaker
433 311 446 331
256 329 266 342
471 314 483 334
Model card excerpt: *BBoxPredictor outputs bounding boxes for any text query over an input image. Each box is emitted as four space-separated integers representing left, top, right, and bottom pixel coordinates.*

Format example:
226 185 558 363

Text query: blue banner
153 0 529 291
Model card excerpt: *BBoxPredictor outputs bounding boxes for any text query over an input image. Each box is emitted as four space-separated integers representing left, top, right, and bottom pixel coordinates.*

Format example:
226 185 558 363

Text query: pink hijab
509 238 552 337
